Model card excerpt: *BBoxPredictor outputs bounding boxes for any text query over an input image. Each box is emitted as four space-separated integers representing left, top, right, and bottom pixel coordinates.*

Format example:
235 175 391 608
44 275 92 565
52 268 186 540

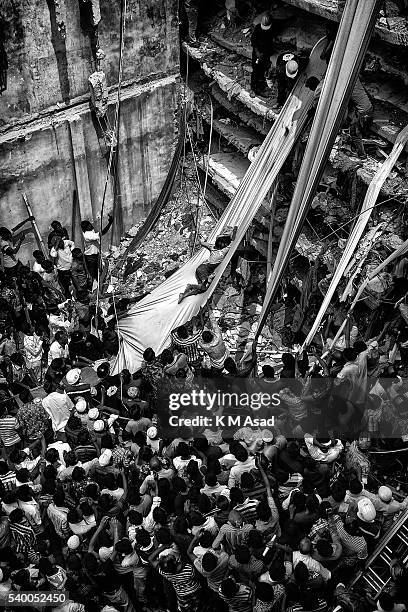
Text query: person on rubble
178 227 237 303
181 0 200 48
250 14 276 98
273 50 309 110
81 214 113 282
47 221 69 252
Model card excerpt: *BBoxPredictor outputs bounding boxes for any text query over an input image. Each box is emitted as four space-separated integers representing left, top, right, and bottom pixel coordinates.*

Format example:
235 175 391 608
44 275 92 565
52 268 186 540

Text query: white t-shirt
48 340 69 365
83 230 100 256
42 392 73 432
50 240 74 271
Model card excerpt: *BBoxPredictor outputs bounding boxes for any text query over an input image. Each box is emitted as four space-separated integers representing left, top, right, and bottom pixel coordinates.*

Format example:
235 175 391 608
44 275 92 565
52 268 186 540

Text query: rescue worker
250 14 276 97
274 51 309 109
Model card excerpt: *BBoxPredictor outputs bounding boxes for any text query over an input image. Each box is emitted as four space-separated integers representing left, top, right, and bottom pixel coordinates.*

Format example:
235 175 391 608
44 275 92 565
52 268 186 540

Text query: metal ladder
351 508 408 598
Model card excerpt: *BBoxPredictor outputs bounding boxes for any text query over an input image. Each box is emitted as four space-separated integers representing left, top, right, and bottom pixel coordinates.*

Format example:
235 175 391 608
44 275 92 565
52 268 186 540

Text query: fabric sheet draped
114 38 328 373
253 0 383 346
302 125 408 349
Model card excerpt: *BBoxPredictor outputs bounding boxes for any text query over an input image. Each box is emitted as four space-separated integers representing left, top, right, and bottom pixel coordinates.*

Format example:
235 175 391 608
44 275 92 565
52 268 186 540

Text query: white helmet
357 498 376 523
66 368 81 385
378 485 392 502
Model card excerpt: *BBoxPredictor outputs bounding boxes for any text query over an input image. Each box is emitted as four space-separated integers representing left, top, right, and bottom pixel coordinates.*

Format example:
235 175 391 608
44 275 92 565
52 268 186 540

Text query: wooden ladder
351 508 408 597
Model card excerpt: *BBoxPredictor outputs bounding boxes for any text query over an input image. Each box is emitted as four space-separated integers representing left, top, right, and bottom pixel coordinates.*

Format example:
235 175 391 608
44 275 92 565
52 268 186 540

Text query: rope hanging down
95 0 127 315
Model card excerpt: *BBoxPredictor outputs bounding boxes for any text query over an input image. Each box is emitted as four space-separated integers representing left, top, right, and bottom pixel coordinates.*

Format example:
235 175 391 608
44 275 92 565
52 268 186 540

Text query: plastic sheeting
303 124 408 349
114 38 328 373
253 0 382 346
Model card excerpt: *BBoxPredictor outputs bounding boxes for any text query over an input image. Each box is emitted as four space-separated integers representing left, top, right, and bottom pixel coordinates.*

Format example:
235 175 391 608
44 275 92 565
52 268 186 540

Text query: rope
192 94 214 254
96 0 127 316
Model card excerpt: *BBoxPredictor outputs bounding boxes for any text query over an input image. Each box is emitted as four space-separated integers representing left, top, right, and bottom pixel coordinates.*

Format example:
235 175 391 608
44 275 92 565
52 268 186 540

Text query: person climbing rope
178 227 237 303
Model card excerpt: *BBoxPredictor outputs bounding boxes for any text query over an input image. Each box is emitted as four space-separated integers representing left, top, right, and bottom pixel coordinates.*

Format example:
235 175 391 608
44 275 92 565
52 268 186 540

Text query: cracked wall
0 0 179 261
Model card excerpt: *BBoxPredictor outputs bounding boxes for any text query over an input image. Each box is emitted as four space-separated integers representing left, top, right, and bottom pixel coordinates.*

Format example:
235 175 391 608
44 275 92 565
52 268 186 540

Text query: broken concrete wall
0 0 180 261
0 0 179 124
0 77 178 261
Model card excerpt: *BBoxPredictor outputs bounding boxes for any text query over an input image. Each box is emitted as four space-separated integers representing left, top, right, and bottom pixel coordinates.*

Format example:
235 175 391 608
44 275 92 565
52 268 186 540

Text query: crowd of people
0 216 408 612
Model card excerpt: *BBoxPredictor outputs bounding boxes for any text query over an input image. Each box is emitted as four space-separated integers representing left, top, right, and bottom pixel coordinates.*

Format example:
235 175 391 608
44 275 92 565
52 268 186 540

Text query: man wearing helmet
273 50 309 109
250 14 276 97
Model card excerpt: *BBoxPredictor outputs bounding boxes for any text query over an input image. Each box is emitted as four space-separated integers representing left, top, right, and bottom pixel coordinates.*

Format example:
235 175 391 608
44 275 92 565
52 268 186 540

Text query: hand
100 516 110 527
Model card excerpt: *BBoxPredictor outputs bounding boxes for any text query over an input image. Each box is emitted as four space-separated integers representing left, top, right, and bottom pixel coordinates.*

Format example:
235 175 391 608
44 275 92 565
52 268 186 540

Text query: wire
192 95 214 254
96 0 127 317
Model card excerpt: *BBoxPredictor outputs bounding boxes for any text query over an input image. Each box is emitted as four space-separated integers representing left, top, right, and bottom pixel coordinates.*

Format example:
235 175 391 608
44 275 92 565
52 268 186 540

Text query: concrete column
68 115 94 235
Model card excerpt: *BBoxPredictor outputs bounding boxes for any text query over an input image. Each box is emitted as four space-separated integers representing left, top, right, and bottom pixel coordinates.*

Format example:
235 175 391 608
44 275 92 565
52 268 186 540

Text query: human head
343 348 358 362
377 593 397 612
286 59 299 79
220 577 239 598
261 13 272 30
81 220 93 232
299 537 312 555
262 364 275 378
201 330 214 344
143 347 155 363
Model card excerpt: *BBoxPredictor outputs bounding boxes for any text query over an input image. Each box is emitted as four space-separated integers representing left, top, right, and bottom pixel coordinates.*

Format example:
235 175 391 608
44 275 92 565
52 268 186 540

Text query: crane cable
95 0 127 323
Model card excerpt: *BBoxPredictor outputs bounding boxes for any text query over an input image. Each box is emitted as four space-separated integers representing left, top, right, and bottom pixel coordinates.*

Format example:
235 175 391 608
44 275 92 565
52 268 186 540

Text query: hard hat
357 498 376 523
378 486 392 502
67 535 80 550
94 420 105 433
261 14 272 30
88 407 99 420
75 397 87 413
66 368 81 385
286 60 299 79
147 426 158 440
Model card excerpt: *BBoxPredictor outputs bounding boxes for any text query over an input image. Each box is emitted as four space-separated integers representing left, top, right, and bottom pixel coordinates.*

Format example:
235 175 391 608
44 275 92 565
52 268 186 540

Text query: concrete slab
282 0 408 47
185 36 408 150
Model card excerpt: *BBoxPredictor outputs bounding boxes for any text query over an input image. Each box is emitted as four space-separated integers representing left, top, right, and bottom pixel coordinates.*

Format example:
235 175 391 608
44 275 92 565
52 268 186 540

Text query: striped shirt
234 498 260 525
159 562 201 599
47 503 70 538
287 598 328 612
219 584 253 612
171 329 202 365
333 516 368 560
0 470 16 492
10 521 36 553
212 522 253 553
0 416 20 447
75 444 97 463
194 551 229 592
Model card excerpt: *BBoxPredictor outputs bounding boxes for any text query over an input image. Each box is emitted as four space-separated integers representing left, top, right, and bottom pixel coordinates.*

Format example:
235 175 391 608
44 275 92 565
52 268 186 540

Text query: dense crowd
0 218 408 612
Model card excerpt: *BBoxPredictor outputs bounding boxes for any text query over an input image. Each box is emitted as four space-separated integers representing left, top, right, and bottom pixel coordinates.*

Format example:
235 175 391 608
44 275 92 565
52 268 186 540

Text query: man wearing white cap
376 485 408 530
274 49 309 109
356 498 381 545
250 14 276 97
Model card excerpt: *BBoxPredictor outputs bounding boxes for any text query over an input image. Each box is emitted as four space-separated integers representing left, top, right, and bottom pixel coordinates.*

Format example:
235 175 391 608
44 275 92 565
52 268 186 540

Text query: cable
192 95 214 254
96 0 127 317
